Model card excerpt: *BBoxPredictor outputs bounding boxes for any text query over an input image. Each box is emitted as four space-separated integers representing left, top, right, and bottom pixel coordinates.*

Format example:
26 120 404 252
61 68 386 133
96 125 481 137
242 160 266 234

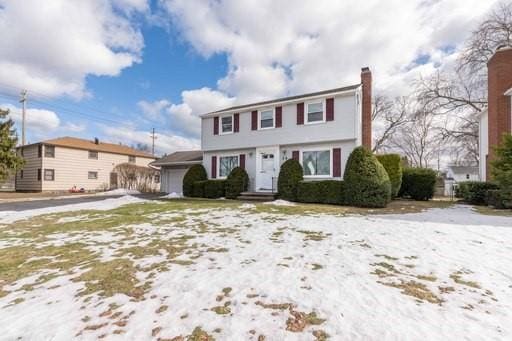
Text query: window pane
302 150 330 176
221 116 233 133
44 169 54 181
260 110 274 128
45 146 55 158
89 151 98 159
307 102 323 122
219 156 238 177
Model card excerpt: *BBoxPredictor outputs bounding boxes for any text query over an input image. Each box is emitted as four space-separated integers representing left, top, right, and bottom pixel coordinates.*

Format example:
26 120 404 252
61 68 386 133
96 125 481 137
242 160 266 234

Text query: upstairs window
89 151 98 159
129 155 136 163
221 115 233 134
219 155 239 178
302 150 331 177
44 169 55 181
259 109 275 129
306 101 324 123
44 145 55 158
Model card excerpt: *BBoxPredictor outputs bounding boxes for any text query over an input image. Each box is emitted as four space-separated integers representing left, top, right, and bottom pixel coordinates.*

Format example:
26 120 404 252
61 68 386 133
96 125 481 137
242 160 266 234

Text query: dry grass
380 280 443 304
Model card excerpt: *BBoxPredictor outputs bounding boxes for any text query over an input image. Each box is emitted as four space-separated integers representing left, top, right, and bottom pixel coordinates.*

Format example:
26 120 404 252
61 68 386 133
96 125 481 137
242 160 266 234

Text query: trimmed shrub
344 147 391 208
400 167 437 201
192 180 206 198
486 189 512 209
376 154 403 198
183 164 207 197
277 159 303 201
203 179 226 199
456 181 499 205
225 167 249 199
297 180 346 205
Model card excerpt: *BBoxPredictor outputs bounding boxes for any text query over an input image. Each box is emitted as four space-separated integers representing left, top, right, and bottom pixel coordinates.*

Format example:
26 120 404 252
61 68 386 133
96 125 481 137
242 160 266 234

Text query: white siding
37 146 155 191
15 145 42 191
201 91 360 152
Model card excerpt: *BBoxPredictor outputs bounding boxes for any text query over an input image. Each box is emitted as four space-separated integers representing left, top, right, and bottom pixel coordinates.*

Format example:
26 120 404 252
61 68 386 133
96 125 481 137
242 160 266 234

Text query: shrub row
487 189 512 209
399 167 437 201
455 181 500 205
184 164 248 199
297 180 346 205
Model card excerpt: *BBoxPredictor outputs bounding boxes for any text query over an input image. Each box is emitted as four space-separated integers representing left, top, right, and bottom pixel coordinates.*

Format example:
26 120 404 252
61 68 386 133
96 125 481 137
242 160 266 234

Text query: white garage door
161 166 190 194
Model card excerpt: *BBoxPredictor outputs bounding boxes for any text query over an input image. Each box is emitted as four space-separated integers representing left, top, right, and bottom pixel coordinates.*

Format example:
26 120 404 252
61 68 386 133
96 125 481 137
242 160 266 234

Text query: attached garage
151 151 203 194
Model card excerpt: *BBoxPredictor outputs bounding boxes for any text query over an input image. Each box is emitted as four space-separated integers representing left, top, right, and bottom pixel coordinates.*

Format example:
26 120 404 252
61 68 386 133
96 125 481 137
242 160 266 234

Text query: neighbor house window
306 101 324 123
221 115 233 134
88 171 98 180
154 174 160 183
37 169 41 181
129 155 136 163
219 155 239 178
259 109 274 129
44 145 55 158
466 174 470 180
302 150 331 177
89 151 98 159
44 169 55 181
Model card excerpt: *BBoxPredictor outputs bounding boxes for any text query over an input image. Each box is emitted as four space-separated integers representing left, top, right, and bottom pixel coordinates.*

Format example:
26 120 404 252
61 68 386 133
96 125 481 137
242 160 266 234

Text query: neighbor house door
256 146 279 192
110 172 118 189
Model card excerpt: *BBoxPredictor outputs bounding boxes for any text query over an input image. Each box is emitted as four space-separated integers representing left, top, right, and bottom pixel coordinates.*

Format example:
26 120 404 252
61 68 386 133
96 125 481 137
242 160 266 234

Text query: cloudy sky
0 0 502 155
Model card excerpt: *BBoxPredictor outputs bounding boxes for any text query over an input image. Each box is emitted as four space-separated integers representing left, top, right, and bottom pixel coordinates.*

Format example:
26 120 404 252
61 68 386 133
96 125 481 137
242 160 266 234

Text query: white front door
256 147 279 192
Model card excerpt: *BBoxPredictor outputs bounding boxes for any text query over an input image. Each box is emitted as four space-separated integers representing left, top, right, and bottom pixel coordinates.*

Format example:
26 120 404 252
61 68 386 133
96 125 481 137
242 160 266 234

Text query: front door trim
255 146 279 192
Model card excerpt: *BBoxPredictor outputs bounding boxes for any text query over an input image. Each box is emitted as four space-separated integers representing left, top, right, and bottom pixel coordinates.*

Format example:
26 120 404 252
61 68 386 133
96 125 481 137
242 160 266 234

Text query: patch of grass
156 305 168 314
450 271 481 289
187 326 216 340
416 274 437 282
255 301 293 310
311 263 323 270
286 310 326 332
380 280 443 304
375 254 399 261
313 329 330 340
473 206 512 217
297 230 330 242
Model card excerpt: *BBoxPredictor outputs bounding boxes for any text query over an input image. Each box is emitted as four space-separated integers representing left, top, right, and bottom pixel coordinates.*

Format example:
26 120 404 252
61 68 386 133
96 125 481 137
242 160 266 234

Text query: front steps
237 191 276 202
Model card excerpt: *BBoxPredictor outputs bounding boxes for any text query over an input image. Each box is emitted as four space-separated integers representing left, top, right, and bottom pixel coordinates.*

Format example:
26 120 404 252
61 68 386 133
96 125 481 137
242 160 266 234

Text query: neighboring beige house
16 136 157 192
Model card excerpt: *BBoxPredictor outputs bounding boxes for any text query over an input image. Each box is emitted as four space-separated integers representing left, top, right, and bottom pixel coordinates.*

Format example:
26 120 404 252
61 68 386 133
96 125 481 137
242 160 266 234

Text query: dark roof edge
202 83 361 117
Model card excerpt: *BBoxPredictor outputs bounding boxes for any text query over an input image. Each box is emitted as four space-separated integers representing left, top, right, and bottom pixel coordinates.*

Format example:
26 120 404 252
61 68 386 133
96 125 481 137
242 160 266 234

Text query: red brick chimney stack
361 67 372 149
487 46 512 179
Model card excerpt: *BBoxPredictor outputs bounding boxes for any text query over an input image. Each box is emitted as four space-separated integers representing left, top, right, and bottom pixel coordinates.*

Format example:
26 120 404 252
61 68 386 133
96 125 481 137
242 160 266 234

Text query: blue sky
0 0 501 155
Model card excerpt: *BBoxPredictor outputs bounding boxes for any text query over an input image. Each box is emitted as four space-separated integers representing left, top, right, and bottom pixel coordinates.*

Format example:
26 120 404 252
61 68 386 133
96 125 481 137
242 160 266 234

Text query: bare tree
415 2 512 166
372 95 410 153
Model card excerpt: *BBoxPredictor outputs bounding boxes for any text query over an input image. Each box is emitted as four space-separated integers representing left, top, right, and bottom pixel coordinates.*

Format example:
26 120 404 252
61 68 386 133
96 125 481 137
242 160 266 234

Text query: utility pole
150 128 157 156
19 90 27 146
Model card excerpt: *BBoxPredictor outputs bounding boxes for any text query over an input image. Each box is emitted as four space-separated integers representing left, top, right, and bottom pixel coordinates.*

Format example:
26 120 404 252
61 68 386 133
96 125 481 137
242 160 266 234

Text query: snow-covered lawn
0 197 511 340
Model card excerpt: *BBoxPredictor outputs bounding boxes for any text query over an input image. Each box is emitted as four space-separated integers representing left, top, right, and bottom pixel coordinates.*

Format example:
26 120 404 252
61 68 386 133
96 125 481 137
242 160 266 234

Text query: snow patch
263 199 296 206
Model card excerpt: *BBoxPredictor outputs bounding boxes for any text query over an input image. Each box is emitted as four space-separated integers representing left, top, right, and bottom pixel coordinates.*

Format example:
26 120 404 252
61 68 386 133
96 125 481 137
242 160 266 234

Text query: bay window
219 155 239 178
302 150 331 177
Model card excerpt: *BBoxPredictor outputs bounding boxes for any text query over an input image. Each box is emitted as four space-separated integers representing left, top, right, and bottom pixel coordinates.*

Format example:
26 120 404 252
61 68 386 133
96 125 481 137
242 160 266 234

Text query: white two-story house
156 67 372 194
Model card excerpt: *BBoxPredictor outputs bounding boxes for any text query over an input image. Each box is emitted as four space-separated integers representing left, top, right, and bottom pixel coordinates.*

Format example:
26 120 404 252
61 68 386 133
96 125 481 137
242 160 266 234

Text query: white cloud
63 122 87 133
160 0 500 100
100 124 200 155
139 88 235 138
2 103 60 132
0 0 147 98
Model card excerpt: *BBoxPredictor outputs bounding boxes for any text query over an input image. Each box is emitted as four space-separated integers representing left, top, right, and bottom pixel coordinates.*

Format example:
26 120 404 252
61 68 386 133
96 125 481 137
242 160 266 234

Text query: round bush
376 154 403 198
182 164 207 197
344 147 391 208
400 167 437 201
225 167 249 199
277 159 303 201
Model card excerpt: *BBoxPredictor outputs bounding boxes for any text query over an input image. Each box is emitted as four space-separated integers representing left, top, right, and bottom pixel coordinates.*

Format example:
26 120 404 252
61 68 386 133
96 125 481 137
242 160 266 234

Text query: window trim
88 171 98 180
300 148 332 178
217 154 239 179
44 169 55 181
128 155 136 163
219 114 234 135
88 150 99 160
44 145 55 158
258 107 275 130
305 99 326 125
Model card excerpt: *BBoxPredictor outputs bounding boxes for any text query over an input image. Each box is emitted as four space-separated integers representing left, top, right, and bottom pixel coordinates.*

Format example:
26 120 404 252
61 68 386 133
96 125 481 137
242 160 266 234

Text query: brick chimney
487 46 512 179
361 67 372 149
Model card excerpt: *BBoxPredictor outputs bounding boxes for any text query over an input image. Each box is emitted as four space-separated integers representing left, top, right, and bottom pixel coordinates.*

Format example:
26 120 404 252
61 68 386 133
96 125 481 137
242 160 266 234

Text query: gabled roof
202 83 361 117
20 136 155 159
151 150 203 166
